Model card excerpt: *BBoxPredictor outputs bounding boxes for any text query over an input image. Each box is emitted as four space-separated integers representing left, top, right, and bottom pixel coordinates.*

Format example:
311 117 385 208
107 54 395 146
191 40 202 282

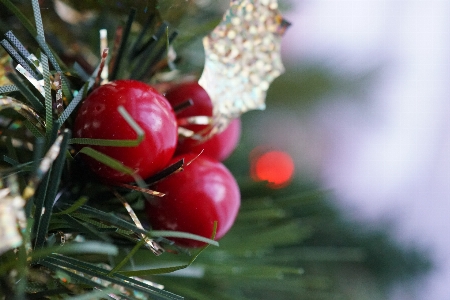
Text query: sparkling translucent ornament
199 0 289 134
0 53 13 86
0 176 26 255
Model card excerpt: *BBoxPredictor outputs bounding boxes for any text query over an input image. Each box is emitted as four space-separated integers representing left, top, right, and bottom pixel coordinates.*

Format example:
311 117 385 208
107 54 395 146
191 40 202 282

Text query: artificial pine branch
0 1 431 300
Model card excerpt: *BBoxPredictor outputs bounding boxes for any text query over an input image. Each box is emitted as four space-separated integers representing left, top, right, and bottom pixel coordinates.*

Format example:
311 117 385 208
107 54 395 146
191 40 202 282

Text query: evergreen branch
97 227 120 233
32 241 118 259
30 137 45 177
40 53 52 138
33 129 71 250
1 235 114 276
129 13 156 58
272 246 366 263
1 0 71 99
35 35 72 98
137 28 178 81
73 62 90 81
151 231 219 247
108 237 147 275
31 168 51 240
22 288 76 299
47 220 70 232
52 196 88 216
24 119 45 138
115 190 164 255
0 85 19 94
130 21 169 80
115 274 181 300
44 254 183 300
59 202 218 248
0 0 39 39
0 39 40 79
4 31 33 64
59 214 112 242
39 260 126 298
5 135 19 163
57 57 102 128
57 81 90 126
31 0 44 38
275 189 328 207
118 243 210 277
119 223 217 277
22 132 60 200
2 154 19 166
0 159 34 174
109 8 137 81
15 219 33 299
59 203 150 236
71 213 133 236
0 0 37 46
0 221 32 276
237 208 286 220
6 72 45 115
223 221 313 253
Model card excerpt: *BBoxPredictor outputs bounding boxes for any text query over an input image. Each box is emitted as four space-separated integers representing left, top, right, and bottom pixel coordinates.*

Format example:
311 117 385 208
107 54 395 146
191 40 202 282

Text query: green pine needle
32 241 118 259
151 230 219 247
41 53 52 139
118 242 211 277
77 147 134 176
108 237 147 275
52 196 88 216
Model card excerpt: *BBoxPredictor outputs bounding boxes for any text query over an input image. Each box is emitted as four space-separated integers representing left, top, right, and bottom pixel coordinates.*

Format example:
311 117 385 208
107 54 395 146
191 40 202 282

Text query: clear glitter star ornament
0 175 26 255
198 0 289 134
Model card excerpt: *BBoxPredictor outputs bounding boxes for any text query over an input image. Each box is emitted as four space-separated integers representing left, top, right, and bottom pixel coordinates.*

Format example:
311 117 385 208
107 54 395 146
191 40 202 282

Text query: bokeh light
250 149 295 189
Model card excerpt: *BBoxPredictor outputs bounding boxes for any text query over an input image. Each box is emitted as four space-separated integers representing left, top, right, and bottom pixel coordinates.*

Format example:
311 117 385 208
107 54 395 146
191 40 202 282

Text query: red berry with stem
165 82 241 161
146 153 241 248
165 81 212 119
73 79 178 183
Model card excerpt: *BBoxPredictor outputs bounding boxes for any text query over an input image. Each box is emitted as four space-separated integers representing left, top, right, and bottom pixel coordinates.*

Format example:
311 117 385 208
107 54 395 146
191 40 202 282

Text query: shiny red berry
165 82 241 161
165 81 213 119
73 79 178 183
146 153 241 248
177 118 241 161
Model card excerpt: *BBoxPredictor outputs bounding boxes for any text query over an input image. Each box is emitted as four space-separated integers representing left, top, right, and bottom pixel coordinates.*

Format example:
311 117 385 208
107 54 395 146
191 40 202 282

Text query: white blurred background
277 1 450 299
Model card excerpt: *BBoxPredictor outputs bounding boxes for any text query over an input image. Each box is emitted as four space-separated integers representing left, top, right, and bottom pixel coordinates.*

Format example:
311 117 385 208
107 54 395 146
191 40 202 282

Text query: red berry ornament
165 82 241 161
146 153 240 248
165 81 213 119
177 118 241 161
73 80 178 183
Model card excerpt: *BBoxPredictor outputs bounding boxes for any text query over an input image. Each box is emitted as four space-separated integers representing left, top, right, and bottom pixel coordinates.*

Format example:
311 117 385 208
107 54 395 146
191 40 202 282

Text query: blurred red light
251 150 295 189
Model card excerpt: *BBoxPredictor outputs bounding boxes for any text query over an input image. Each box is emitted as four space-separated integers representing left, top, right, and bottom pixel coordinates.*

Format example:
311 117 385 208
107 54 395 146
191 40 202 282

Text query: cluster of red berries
73 80 241 248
